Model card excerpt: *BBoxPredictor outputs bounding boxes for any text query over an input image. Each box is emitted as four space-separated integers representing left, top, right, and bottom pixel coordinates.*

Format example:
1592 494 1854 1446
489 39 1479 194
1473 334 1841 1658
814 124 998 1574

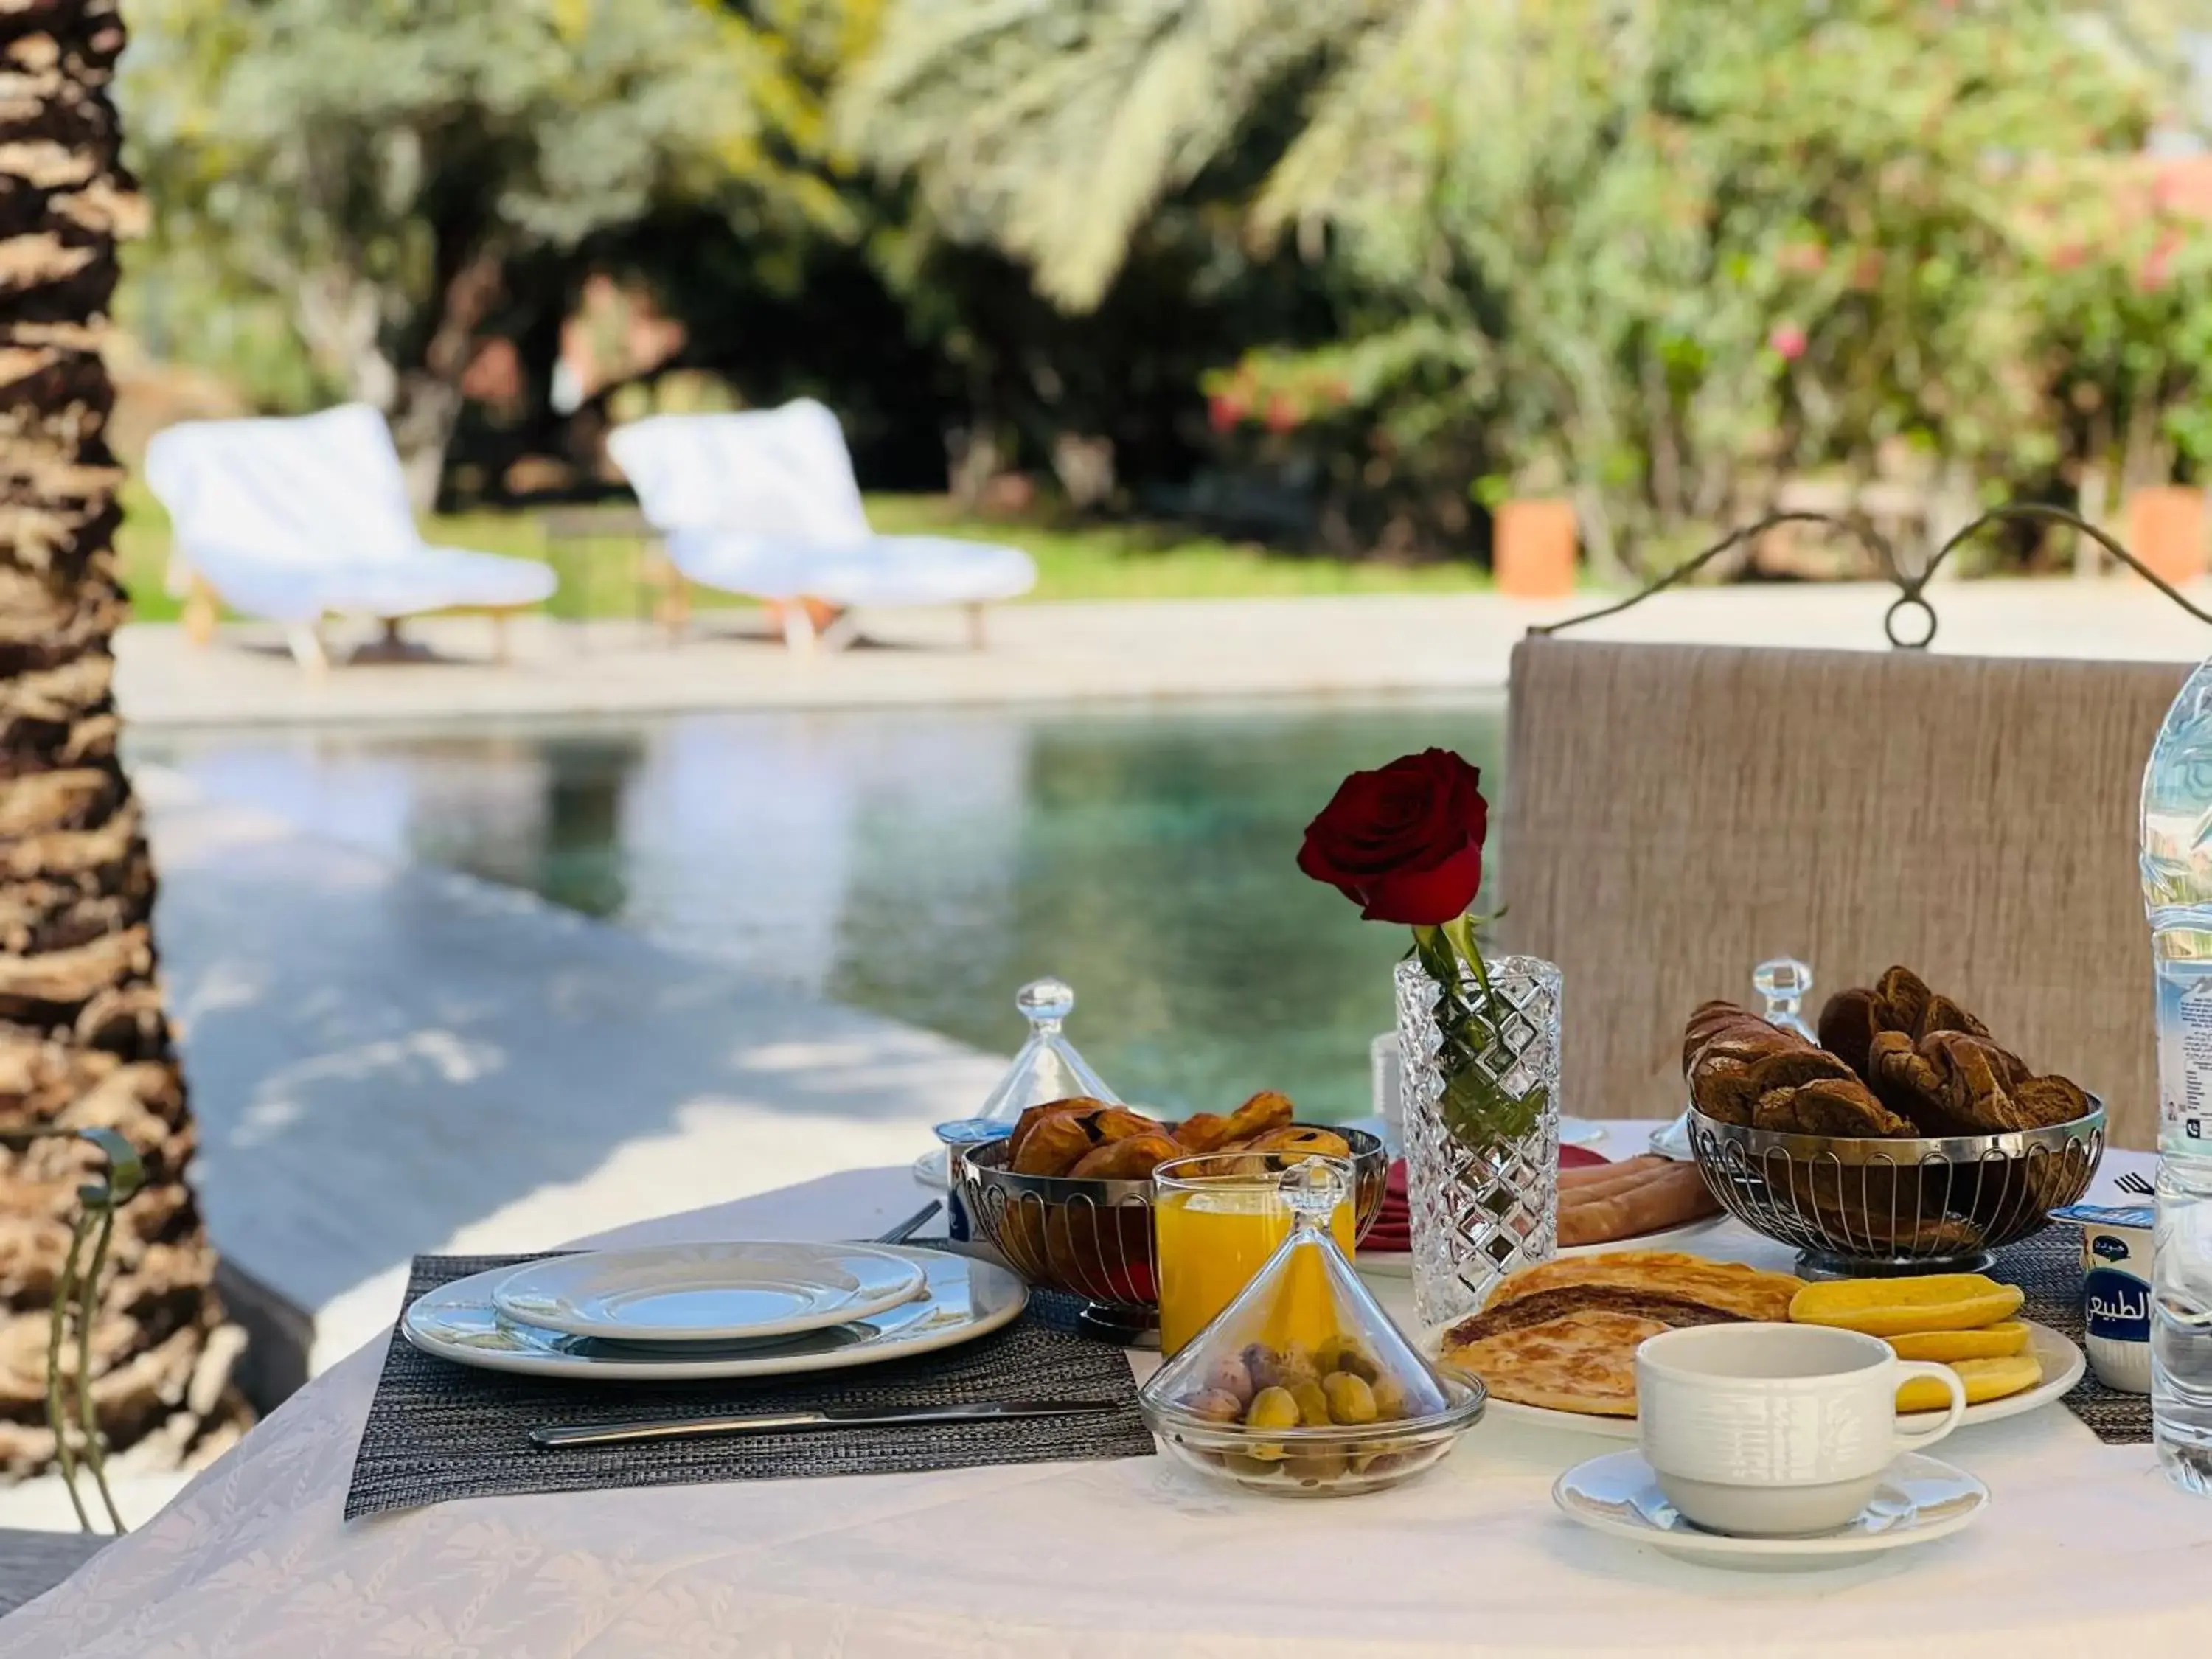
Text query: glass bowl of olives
1138 1334 1487 1498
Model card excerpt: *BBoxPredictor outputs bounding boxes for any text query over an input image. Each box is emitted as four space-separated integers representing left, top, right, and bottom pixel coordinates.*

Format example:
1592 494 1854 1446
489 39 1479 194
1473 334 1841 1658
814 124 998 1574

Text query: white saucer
912 1147 952 1189
492 1242 928 1343
1471 1319 2085 1439
408 1246 1025 1382
1561 1118 1607 1148
1554 1449 1988 1568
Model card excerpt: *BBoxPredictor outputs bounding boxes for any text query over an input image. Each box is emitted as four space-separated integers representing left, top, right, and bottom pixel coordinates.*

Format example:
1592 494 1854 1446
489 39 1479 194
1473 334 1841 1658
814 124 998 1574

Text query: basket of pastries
957 1091 1388 1340
1683 965 2104 1275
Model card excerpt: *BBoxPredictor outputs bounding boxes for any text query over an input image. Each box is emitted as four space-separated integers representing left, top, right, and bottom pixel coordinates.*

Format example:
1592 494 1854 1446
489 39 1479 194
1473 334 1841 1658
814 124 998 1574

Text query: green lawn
116 483 1492 624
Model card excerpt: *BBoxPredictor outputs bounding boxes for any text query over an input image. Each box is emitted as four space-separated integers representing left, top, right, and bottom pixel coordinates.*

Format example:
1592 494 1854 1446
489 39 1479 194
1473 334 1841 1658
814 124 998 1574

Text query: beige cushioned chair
1497 635 2188 1149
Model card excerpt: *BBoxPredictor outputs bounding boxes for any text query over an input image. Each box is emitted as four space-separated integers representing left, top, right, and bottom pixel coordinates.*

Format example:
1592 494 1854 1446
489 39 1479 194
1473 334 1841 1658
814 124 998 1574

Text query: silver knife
529 1399 1121 1450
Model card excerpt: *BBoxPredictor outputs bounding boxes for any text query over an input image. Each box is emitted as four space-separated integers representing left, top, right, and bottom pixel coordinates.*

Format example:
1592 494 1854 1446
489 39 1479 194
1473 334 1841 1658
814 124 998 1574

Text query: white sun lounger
605 400 1037 649
144 403 557 669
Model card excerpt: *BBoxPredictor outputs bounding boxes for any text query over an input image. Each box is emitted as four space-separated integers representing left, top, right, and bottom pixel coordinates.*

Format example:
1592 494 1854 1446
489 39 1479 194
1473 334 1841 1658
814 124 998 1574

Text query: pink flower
2140 231 2183 293
1207 392 1248 434
1770 324 1809 362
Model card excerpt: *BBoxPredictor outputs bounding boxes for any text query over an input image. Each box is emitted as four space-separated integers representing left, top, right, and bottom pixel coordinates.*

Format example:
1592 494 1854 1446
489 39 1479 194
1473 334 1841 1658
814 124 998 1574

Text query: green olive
1284 1451 1346 1485
1369 1374 1411 1421
1323 1371 1379 1425
1186 1388 1244 1424
1316 1335 1379 1382
1289 1379 1332 1427
1244 1385 1301 1432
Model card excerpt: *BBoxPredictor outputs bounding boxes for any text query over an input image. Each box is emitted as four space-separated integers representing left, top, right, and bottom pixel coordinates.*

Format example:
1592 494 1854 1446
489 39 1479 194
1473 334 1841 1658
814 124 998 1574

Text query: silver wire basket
1687 1100 2105 1277
958 1127 1390 1343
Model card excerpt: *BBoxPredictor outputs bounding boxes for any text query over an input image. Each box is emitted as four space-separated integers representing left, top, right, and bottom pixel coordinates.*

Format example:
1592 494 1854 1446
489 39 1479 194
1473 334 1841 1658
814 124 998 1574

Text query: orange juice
1153 1184 1355 1356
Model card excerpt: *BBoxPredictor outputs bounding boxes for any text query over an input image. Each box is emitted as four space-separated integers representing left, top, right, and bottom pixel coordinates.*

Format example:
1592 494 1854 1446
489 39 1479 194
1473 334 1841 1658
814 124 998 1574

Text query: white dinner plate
1357 1211 1729 1281
492 1242 928 1343
1468 1319 2084 1439
1554 1449 1988 1569
406 1246 1025 1381
1557 1211 1729 1260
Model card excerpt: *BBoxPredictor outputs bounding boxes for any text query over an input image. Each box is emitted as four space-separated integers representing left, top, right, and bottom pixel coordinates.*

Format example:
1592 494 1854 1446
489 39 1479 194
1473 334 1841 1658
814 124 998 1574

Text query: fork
2117 1171 2154 1198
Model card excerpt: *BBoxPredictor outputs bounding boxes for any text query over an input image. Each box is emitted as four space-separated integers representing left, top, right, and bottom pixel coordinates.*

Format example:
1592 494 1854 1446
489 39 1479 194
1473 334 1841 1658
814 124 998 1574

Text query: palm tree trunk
0 0 248 1479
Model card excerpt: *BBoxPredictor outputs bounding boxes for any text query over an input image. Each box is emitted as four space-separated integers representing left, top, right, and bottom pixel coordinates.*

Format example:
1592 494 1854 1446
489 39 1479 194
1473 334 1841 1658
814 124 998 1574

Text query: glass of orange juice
1152 1152 1356 1356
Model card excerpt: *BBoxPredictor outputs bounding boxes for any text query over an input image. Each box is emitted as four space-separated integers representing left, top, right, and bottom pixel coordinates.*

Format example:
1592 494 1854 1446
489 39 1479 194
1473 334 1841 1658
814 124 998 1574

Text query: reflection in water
134 697 1504 1119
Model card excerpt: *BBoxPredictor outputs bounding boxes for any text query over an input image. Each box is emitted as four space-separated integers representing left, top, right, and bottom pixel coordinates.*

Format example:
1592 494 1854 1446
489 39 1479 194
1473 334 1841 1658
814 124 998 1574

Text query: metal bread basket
957 1126 1390 1343
1688 1099 2105 1278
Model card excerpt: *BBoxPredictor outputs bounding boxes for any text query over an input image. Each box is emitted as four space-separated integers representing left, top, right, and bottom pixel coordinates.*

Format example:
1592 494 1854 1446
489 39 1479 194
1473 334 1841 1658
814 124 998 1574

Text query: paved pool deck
115 575 2212 728
135 767 1004 1374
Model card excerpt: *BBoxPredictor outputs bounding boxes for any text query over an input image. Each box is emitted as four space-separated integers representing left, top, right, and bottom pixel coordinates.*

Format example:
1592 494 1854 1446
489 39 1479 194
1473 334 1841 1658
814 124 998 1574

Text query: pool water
134 696 1505 1120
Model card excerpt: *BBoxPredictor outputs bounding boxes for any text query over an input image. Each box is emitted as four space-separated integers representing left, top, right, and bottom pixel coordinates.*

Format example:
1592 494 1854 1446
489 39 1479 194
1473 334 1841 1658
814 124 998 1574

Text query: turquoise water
134 696 1505 1119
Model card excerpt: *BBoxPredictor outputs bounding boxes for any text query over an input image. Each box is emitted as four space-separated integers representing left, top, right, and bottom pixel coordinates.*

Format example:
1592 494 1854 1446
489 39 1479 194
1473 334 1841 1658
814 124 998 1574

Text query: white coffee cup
1637 1323 1969 1537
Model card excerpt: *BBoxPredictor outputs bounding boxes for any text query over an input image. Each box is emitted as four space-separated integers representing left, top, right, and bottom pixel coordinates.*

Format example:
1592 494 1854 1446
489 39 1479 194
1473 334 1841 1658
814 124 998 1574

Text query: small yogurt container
2051 1202 2154 1394
933 1119 1012 1241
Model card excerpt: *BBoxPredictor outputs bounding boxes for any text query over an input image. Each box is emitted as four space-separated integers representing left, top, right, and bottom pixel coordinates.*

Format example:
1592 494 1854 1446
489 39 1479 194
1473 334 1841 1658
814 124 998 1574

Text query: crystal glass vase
1394 952 1563 1328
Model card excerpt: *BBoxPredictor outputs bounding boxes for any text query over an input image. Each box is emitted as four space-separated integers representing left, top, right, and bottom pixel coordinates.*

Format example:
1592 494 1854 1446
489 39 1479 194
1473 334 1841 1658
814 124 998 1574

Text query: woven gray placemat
1994 1229 2148 1444
345 1252 1155 1520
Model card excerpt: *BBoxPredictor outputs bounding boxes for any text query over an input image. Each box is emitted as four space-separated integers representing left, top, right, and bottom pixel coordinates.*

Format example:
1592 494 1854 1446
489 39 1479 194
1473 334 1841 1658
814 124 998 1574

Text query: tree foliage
123 0 865 502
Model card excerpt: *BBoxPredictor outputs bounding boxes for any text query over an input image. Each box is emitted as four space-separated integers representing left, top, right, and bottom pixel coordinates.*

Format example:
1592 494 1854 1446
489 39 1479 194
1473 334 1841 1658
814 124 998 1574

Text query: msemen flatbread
1484 1251 1802 1323
1439 1251 1809 1419
1444 1309 1661 1416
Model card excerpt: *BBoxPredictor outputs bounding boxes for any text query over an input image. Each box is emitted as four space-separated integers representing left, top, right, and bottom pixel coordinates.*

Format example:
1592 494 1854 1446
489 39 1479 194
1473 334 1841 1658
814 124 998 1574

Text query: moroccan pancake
1444 1309 1662 1416
1443 1285 1745 1346
1483 1251 1803 1323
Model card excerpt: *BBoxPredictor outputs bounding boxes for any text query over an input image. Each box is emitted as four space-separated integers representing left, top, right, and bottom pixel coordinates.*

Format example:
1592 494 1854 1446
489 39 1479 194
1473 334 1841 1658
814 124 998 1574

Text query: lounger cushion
145 404 557 622
611 403 1037 608
661 530 1036 606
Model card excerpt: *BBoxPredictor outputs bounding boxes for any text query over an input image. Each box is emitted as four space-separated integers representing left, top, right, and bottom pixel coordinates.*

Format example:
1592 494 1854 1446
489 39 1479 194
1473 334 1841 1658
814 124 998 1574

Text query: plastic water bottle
2140 657 2212 1491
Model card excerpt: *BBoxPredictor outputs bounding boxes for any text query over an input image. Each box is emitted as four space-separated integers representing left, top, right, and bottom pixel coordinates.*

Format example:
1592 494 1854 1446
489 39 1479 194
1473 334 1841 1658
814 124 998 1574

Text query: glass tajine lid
974 977 1123 1124
1142 1158 1455 1433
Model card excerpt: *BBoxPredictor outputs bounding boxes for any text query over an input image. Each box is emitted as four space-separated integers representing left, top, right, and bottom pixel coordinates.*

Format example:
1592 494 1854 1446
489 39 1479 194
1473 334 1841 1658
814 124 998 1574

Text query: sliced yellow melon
1895 1353 2042 1414
1887 1321 2032 1363
1790 1274 2024 1338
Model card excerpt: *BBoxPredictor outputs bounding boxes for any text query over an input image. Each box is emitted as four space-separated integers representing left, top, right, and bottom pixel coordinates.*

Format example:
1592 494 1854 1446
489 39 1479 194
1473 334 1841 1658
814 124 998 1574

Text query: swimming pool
134 695 1506 1119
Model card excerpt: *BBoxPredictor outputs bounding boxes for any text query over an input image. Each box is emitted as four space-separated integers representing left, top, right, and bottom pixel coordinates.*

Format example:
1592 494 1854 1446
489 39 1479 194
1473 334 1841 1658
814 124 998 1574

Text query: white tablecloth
6 1126 2204 1658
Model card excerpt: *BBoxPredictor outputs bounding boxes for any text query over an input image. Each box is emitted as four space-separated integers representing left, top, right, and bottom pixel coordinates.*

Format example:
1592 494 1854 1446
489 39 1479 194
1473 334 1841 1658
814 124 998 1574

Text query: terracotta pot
2126 486 2206 588
1493 498 1578 598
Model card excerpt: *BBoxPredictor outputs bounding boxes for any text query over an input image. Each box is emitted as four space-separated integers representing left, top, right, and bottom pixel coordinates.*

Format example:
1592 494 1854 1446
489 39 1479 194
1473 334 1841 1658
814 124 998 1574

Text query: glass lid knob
1279 1156 1349 1228
1752 956 1815 1040
1015 977 1076 1028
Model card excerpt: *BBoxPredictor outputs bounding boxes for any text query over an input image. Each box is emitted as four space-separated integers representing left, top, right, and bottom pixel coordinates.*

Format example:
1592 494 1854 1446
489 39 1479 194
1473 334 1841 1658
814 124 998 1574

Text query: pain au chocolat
1685 966 2088 1141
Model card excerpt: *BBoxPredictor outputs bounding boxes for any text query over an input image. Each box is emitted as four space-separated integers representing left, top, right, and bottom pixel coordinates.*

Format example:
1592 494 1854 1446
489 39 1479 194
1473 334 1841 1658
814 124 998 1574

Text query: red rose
1297 748 1488 925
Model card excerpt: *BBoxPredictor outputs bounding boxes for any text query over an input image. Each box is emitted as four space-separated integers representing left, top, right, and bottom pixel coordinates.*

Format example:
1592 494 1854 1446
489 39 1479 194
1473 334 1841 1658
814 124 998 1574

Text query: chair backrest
606 401 872 546
143 404 424 566
1498 634 2192 1149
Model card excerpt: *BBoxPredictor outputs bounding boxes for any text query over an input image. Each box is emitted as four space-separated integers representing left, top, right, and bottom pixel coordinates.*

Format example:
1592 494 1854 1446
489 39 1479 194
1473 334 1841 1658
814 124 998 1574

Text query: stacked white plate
403 1240 1028 1382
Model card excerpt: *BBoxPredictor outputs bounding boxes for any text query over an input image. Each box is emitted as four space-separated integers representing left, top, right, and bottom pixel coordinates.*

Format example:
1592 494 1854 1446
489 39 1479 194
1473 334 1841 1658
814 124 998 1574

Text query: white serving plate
1554 1449 1988 1569
492 1241 928 1343
1470 1319 2084 1439
406 1246 1025 1382
1357 1211 1730 1281
1557 1211 1729 1260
